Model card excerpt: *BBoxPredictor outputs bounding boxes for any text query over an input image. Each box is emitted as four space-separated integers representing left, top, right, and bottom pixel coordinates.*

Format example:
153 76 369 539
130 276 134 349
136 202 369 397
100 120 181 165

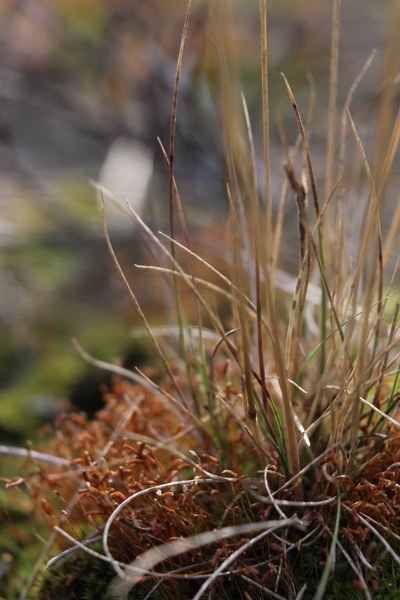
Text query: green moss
0 311 147 437
291 546 400 599
34 550 265 600
0 496 52 600
35 553 117 600
32 544 400 599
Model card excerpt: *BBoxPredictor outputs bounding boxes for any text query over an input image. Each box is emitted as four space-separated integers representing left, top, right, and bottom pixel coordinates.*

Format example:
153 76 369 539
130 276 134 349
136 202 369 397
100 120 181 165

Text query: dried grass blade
338 50 376 184
259 0 272 248
168 0 192 246
281 74 320 224
127 203 241 367
228 180 263 445
99 193 187 409
325 0 341 210
281 73 328 373
157 138 206 354
242 92 268 411
342 506 400 568
346 109 383 312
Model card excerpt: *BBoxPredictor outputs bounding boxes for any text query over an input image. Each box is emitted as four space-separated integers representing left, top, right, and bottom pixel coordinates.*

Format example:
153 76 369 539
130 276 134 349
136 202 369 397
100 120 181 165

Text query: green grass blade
313 489 341 600
299 291 400 378
253 389 288 475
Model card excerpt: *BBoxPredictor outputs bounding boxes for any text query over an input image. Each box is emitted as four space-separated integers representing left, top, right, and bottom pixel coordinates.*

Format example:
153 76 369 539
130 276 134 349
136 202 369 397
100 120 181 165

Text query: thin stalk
325 0 341 222
346 110 383 357
228 184 266 453
168 0 192 247
99 193 187 409
165 0 208 418
259 0 272 262
258 9 302 500
158 138 209 413
254 390 288 474
263 271 303 500
242 93 268 413
313 489 341 600
344 276 374 475
281 73 328 375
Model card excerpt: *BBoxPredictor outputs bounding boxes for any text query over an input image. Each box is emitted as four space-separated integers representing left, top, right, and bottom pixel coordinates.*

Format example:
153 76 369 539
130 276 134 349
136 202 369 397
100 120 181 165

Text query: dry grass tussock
1 1 400 598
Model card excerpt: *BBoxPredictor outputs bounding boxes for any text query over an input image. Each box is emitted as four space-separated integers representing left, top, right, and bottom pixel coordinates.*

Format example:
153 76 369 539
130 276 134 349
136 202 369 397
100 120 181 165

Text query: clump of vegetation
1 1 400 598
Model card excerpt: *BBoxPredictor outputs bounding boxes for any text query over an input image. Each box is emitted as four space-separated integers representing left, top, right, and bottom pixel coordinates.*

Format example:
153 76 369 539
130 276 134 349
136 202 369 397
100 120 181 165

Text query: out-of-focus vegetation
0 0 393 439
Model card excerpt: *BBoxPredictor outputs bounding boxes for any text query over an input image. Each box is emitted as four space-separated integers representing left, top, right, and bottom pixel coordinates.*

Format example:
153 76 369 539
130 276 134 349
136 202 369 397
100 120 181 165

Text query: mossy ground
26 541 400 599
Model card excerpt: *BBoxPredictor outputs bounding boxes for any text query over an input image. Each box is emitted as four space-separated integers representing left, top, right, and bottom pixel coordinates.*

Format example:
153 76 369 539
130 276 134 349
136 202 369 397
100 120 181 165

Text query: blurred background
0 0 396 441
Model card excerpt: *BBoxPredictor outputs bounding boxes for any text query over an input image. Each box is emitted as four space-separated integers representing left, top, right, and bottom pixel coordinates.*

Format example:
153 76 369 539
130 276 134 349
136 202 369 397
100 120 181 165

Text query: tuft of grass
1 1 400 598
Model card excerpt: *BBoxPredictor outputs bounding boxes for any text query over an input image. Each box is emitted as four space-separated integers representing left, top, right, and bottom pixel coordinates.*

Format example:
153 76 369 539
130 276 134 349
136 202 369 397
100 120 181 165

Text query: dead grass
1 1 400 598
